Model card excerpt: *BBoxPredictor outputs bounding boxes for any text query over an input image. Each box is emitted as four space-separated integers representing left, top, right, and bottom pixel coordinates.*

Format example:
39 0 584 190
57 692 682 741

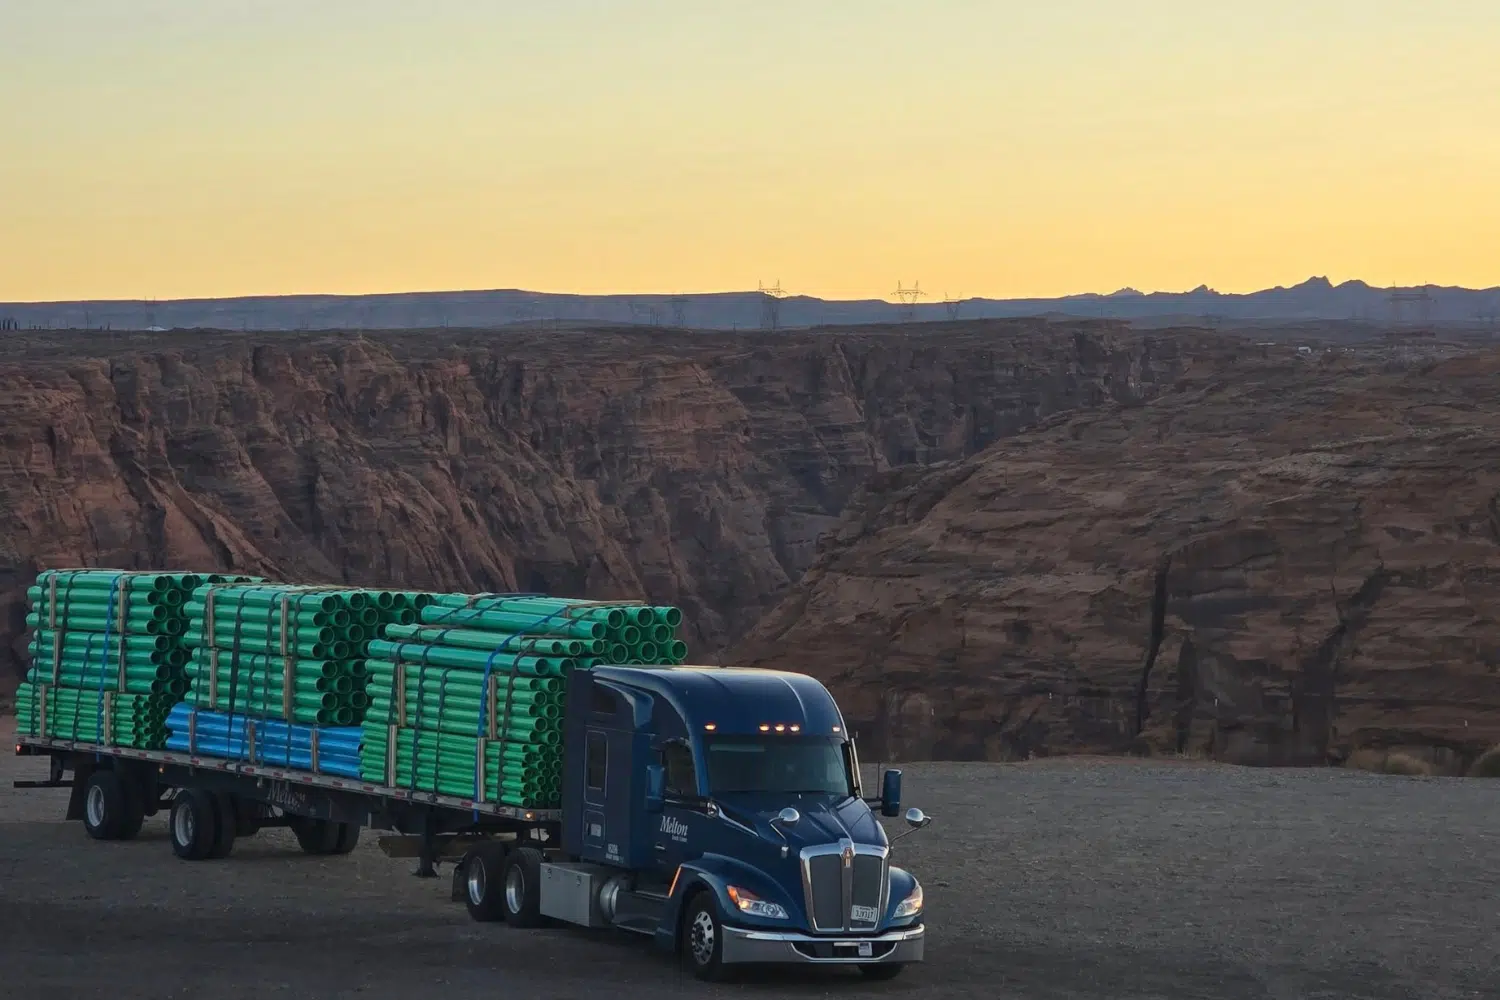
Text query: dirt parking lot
1 717 1494 999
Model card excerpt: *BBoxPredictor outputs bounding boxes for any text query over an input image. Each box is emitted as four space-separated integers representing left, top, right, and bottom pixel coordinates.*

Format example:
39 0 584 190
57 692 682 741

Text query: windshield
705 735 853 797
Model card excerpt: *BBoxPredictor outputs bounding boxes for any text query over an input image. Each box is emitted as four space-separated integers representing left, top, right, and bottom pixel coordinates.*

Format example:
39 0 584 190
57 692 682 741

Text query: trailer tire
207 793 237 859
169 790 219 861
82 770 126 841
330 822 361 855
501 846 544 928
859 963 906 981
462 844 508 923
116 777 147 842
681 891 729 982
289 816 342 855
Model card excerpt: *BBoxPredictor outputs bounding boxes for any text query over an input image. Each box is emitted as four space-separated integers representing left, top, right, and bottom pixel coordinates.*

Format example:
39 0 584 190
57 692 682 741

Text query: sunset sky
3 0 1498 303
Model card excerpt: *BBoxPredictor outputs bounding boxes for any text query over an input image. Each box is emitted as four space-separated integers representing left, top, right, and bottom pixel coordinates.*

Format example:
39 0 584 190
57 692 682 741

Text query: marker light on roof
832 726 841 733
704 723 717 731
759 724 771 732
790 725 801 732
774 724 786 732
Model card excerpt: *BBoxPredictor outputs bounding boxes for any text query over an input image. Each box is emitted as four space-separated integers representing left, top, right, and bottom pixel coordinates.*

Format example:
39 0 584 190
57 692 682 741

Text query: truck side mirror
645 764 665 813
880 768 902 818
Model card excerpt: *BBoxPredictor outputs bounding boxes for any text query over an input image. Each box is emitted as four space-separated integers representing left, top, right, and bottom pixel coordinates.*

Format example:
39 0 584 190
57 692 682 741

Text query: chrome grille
807 854 844 930
800 839 890 933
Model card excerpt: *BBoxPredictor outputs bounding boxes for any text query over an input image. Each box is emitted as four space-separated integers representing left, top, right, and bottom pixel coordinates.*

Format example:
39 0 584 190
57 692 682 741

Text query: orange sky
2 1 1498 303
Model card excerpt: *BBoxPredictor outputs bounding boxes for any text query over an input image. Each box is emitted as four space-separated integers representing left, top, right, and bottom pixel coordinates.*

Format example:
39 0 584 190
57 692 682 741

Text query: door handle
654 843 666 852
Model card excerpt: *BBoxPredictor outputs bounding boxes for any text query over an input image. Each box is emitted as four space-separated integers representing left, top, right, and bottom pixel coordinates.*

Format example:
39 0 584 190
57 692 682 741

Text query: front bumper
720 923 924 965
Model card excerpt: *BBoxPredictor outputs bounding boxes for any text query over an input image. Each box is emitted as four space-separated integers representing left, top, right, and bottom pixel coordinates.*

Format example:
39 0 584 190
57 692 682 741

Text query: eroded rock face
0 321 1201 689
728 348 1500 765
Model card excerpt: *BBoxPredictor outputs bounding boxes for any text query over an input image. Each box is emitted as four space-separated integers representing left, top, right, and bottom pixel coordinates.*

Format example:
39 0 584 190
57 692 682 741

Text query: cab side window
662 741 697 797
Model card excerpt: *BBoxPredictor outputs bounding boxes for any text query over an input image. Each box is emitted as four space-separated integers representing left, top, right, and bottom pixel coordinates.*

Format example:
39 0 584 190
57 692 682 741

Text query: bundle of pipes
181 584 428 728
164 703 363 779
360 595 687 809
17 569 259 749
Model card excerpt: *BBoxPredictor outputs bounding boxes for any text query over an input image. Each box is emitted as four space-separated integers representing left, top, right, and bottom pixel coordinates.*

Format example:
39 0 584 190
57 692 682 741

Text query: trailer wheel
330 822 361 855
82 770 126 841
169 790 219 861
207 793 237 859
462 844 508 922
501 846 544 928
116 776 147 842
681 892 729 982
859 963 906 981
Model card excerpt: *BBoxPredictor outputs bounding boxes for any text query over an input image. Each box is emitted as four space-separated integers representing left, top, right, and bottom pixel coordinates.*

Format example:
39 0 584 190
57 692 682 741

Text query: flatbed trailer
13 732 560 877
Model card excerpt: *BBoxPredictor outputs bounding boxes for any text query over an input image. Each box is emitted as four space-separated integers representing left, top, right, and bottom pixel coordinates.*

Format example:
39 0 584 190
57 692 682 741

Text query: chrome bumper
720 923 924 965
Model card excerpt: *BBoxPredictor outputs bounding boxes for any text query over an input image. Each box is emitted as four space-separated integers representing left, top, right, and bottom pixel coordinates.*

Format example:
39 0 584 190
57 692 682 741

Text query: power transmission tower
758 280 787 330
942 292 962 321
1387 285 1434 327
668 295 689 328
892 281 926 322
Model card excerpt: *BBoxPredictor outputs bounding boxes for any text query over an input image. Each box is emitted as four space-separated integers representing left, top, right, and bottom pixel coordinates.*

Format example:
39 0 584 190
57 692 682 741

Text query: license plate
857 942 873 958
850 905 878 923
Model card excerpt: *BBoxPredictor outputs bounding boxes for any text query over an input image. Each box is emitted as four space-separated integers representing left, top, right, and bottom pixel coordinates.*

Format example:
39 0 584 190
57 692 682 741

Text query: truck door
651 738 699 875
580 724 635 867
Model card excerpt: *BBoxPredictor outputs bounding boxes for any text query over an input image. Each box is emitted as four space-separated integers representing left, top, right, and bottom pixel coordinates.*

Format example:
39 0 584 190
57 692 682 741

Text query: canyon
6 322 1497 768
0 320 1199 695
730 343 1500 766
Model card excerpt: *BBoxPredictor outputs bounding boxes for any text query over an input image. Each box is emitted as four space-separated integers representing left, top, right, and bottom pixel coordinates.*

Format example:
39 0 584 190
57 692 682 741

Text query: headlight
893 881 923 919
726 885 789 920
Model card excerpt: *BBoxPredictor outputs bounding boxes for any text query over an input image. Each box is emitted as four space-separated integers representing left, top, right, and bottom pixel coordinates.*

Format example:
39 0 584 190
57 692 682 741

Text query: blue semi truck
15 662 930 981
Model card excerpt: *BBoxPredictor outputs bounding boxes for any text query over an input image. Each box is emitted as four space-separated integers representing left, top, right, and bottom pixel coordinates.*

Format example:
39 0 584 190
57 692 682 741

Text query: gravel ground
1 718 1495 999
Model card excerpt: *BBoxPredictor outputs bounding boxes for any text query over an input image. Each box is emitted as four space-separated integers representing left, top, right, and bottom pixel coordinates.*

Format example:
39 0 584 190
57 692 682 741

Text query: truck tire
289 816 341 855
116 776 147 842
462 843 508 922
501 846 545 928
859 963 905 981
330 822 361 855
82 770 126 841
169 790 219 861
207 793 237 859
681 892 729 982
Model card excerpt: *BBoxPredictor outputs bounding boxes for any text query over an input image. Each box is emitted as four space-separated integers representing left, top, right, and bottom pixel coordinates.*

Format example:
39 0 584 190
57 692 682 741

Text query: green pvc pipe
382 623 590 658
668 640 688 660
185 620 337 643
357 607 380 626
29 629 174 653
350 691 370 709
186 589 346 613
186 634 349 660
34 570 179 592
651 606 683 628
606 643 630 663
426 594 629 629
635 642 658 661
416 605 604 640
649 624 673 644
367 640 573 676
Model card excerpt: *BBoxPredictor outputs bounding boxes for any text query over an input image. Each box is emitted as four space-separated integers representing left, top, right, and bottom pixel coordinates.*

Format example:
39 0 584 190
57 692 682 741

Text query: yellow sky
2 0 1498 302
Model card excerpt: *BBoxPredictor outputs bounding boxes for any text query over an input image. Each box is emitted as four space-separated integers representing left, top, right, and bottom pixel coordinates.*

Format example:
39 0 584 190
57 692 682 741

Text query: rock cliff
728 346 1500 766
0 321 1202 690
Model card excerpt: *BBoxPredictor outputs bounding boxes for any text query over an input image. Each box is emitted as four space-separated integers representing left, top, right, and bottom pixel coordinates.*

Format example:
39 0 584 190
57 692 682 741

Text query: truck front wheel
681 893 728 982
502 846 544 928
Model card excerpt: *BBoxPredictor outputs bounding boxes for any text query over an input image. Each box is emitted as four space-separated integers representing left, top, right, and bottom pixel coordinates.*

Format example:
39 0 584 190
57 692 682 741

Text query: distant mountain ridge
3 276 1497 331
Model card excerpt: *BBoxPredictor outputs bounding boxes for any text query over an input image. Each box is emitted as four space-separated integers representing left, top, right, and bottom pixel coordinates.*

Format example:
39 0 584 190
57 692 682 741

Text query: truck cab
494 664 928 980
